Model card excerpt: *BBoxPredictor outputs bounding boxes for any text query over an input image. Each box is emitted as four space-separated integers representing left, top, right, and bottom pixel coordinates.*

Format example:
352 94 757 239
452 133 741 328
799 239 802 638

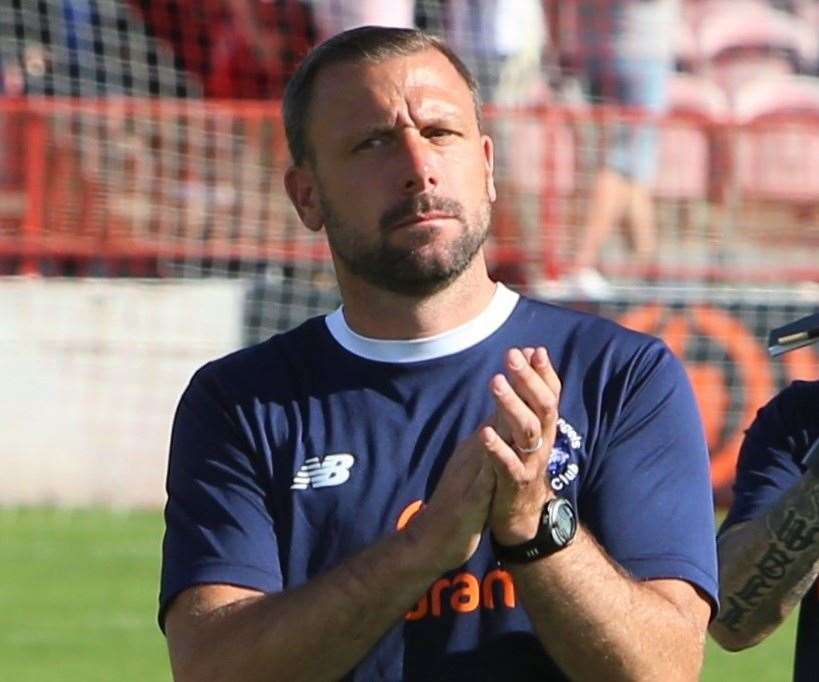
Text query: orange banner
616 302 818 502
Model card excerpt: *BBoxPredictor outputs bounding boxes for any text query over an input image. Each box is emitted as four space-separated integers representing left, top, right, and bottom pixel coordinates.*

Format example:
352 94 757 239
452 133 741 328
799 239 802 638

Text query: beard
319 191 492 297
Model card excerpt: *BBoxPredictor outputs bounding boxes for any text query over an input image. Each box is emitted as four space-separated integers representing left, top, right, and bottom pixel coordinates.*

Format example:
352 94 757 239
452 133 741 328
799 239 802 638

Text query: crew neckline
324 284 520 363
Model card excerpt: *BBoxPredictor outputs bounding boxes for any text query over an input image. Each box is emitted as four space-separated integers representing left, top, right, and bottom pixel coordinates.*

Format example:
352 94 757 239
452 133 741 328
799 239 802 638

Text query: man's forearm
168 528 443 682
483 349 709 680
168 437 496 682
711 471 819 650
510 526 708 681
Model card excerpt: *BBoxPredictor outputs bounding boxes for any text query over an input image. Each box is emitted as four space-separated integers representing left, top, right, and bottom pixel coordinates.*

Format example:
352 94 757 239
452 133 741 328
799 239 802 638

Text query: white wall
0 278 244 507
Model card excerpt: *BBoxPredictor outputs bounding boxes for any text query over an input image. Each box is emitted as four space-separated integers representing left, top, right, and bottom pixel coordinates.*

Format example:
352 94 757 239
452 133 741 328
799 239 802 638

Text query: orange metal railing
0 97 817 282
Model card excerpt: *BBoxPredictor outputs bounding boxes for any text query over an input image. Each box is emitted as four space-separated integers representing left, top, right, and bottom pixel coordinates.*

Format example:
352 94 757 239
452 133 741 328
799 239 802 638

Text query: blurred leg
626 180 657 264
573 167 630 271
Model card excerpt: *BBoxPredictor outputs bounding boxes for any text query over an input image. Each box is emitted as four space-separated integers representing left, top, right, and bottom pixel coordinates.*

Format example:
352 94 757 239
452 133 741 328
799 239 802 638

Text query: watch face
550 498 577 547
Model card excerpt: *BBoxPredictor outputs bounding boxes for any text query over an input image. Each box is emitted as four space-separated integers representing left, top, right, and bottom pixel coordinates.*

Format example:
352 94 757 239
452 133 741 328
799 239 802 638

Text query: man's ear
482 134 497 203
284 164 324 232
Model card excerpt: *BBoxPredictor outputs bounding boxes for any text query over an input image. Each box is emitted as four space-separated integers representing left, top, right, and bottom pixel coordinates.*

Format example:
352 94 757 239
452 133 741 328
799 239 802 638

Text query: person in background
307 0 415 42
711 316 819 682
207 0 316 99
133 0 316 99
562 0 679 297
159 26 717 681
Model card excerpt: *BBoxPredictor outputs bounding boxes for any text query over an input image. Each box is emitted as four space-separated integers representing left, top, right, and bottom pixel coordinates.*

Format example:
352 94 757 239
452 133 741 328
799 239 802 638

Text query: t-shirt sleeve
581 341 719 614
720 382 818 533
158 364 282 631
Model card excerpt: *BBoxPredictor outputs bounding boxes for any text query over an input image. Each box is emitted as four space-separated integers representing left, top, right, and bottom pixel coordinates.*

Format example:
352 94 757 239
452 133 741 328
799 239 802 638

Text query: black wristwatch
491 498 577 565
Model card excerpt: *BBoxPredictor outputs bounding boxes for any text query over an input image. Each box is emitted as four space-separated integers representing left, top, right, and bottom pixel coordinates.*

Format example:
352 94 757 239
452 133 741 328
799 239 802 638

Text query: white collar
324 283 519 363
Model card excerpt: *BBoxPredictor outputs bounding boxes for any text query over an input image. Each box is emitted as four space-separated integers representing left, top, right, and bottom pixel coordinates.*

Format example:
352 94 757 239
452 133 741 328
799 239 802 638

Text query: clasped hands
484 346 561 546
414 346 562 572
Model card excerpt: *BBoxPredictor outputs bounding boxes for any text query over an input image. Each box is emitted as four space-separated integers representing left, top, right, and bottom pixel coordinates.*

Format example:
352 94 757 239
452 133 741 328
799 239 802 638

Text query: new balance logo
291 454 356 490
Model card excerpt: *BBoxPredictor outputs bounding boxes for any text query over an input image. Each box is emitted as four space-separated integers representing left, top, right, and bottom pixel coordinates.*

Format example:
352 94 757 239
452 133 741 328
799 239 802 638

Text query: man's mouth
379 194 466 231
391 212 456 229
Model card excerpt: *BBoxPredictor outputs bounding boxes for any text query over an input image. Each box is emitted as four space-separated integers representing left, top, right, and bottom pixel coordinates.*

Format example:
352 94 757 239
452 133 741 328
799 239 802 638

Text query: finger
482 427 549 512
531 346 561 397
504 348 559 435
442 430 498 492
490 372 544 456
481 426 526 481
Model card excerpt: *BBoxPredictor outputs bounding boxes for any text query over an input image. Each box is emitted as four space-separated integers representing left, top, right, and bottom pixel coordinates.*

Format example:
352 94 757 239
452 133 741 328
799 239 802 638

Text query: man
710 316 819 680
159 26 716 681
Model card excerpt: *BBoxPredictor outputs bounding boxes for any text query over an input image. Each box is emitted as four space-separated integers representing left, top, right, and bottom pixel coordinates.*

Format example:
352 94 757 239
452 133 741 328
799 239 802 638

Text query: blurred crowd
2 0 819 287
6 1 814 99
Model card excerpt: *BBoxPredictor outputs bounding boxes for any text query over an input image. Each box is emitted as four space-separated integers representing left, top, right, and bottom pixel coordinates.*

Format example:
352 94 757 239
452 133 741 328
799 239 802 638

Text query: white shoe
532 278 571 299
565 267 613 300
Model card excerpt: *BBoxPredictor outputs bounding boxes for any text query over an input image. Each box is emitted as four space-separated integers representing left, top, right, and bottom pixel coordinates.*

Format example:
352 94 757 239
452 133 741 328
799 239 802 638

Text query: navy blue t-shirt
721 380 819 682
160 285 718 681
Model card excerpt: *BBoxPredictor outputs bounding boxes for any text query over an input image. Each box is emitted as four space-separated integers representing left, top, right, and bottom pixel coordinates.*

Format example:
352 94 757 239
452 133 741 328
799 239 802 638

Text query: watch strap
491 498 575 565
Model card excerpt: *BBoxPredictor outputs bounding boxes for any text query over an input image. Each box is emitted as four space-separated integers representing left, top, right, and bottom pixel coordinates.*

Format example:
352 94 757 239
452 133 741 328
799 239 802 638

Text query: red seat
693 1 813 101
733 76 819 203
652 74 728 200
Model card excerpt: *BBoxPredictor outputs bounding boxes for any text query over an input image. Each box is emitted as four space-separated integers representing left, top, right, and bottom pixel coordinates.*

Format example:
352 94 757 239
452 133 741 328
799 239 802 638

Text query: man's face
286 48 496 296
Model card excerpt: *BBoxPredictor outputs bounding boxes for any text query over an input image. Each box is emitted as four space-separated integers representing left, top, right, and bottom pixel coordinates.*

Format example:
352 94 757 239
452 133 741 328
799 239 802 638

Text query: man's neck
336 260 498 340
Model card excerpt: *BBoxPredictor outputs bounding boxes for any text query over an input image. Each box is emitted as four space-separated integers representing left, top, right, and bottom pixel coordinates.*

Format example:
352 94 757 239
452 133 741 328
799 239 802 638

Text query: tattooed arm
710 381 819 651
711 454 819 650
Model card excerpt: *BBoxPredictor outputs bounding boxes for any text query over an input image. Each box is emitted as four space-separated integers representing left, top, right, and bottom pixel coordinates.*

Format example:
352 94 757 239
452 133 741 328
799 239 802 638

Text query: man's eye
427 128 458 140
355 136 388 151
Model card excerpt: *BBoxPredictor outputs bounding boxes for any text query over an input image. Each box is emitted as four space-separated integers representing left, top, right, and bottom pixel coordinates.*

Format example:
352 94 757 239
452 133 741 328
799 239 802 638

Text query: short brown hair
283 26 483 166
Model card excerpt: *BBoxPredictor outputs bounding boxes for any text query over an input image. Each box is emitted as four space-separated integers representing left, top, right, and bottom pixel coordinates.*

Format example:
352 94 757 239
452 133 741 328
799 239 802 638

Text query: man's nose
397 133 438 193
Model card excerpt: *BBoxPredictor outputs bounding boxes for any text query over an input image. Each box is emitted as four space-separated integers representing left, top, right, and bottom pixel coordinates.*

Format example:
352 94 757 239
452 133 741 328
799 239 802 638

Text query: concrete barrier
0 278 243 506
